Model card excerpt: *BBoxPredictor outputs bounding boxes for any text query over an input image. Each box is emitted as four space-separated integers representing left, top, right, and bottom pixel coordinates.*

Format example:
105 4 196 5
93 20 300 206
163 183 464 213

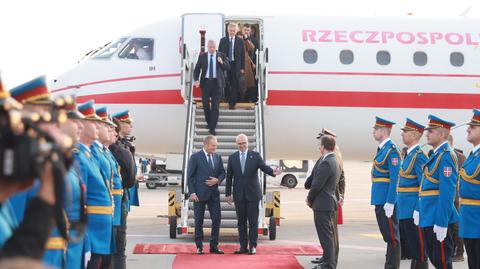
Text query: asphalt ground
125 161 468 268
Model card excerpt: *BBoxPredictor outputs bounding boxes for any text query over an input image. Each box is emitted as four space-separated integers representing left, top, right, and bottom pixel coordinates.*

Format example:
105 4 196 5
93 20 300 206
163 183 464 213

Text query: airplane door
181 13 225 99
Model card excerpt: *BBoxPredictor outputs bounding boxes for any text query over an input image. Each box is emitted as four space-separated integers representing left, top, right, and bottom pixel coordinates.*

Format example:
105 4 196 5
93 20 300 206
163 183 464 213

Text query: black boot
385 244 401 269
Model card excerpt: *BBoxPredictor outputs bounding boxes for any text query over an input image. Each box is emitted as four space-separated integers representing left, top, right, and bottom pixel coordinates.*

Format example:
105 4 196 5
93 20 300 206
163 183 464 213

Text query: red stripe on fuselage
76 90 183 104
267 90 480 109
51 73 181 93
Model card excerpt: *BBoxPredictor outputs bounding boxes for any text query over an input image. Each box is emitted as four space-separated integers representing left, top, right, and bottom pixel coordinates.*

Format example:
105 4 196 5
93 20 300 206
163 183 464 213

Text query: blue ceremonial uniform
105 148 124 226
397 145 427 219
419 142 459 228
371 117 402 269
459 109 480 269
371 139 402 206
419 115 458 269
65 154 87 269
75 143 113 255
0 201 17 247
396 118 429 267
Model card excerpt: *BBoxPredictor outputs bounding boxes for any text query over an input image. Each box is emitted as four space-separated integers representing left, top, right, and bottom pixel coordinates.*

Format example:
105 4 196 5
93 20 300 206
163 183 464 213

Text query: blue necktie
208 154 214 170
209 54 214 79
240 152 246 174
229 38 233 60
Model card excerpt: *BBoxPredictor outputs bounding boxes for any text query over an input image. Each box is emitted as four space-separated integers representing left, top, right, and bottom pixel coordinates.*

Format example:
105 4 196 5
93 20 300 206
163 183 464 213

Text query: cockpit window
94 37 128 59
118 38 154 61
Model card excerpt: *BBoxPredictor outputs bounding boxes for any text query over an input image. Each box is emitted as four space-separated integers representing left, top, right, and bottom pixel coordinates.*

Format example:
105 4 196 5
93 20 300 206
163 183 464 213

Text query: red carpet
172 254 303 269
134 243 322 256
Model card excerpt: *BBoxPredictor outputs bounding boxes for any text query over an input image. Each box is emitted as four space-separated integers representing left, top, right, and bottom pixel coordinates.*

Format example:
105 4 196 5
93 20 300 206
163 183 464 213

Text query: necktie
240 152 246 174
209 54 214 79
208 154 214 170
229 37 233 61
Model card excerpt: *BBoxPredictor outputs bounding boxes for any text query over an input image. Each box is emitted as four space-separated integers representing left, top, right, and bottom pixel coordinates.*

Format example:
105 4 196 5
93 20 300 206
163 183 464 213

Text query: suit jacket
193 51 230 89
226 150 274 202
219 36 245 78
307 154 339 211
187 150 225 202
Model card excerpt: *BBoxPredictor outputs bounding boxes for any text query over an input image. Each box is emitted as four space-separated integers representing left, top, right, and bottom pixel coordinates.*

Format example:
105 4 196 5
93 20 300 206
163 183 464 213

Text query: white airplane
50 13 480 160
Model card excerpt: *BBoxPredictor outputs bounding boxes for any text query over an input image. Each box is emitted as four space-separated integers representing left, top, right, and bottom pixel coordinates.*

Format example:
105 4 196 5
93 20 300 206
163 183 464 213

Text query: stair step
195 129 255 136
187 219 238 228
194 135 256 143
195 115 255 122
195 122 255 129
188 210 237 219
188 202 236 211
193 142 256 149
196 102 255 110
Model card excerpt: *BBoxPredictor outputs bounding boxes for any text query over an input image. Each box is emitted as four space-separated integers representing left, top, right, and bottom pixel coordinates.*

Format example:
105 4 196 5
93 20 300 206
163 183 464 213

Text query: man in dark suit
305 128 345 266
225 134 282 255
307 135 340 269
187 135 225 254
219 23 245 109
194 40 230 135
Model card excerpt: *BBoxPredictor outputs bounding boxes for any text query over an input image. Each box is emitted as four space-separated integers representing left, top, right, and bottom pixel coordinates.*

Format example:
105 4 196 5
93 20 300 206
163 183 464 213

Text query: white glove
84 251 91 268
413 210 419 226
383 203 394 218
433 225 448 242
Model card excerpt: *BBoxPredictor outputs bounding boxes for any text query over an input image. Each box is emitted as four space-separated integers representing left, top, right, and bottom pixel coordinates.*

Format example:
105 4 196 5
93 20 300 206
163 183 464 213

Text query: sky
0 0 479 88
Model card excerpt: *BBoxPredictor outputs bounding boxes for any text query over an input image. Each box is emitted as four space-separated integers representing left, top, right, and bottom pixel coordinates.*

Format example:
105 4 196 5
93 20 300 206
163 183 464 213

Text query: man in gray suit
307 135 340 269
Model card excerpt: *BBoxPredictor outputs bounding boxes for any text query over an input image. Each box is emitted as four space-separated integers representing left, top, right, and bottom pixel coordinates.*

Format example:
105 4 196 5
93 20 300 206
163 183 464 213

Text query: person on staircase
194 40 230 135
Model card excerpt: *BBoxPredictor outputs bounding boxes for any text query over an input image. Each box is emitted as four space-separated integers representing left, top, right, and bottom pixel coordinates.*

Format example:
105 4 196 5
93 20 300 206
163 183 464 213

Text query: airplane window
94 37 128 59
118 38 154 61
450 52 464 67
413 51 428 66
303 49 318 64
340 50 354 65
376 51 391 65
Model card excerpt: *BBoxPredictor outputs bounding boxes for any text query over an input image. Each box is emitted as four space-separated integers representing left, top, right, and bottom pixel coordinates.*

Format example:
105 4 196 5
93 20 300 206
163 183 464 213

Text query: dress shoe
208 129 216 135
196 248 204 255
210 248 224 254
234 248 248 254
248 246 256 255
311 257 324 264
229 105 235 110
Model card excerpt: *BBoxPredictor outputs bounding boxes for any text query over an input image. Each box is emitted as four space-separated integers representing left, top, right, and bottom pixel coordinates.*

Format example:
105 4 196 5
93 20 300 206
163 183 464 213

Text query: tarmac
126 161 469 268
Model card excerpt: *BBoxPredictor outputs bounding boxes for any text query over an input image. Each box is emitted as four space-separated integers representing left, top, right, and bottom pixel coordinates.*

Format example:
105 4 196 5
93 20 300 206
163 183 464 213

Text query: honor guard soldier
459 109 480 268
371 117 402 269
77 100 114 269
419 115 459 269
109 110 136 269
397 119 428 269
9 76 68 268
96 107 126 262
59 96 88 269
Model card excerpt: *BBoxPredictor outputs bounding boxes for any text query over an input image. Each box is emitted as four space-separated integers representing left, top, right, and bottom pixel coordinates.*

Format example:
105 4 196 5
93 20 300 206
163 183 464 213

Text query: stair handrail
181 59 196 196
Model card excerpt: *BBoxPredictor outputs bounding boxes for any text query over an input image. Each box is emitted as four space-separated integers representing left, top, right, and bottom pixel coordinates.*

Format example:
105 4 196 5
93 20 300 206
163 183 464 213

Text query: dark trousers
375 205 401 269
453 195 464 257
87 254 111 269
112 203 127 269
332 210 339 264
399 219 428 262
464 238 480 269
314 210 336 269
423 225 454 269
235 199 259 249
226 61 239 108
193 194 221 249
201 79 220 132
